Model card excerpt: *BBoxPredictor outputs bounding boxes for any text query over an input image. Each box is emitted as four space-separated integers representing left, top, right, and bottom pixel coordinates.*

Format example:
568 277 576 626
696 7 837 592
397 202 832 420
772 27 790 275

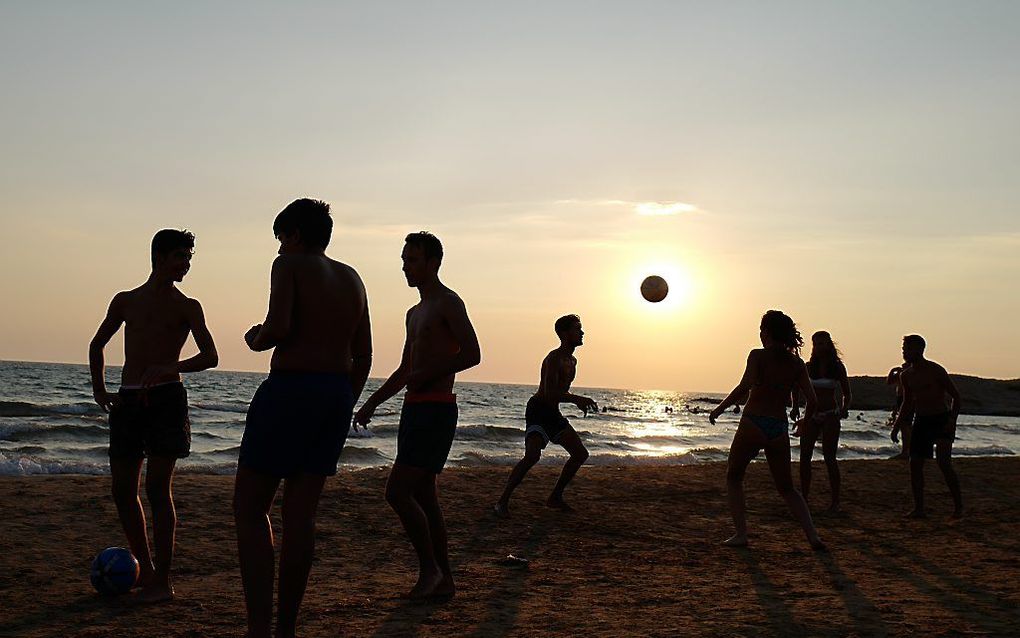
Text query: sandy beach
2 458 1018 637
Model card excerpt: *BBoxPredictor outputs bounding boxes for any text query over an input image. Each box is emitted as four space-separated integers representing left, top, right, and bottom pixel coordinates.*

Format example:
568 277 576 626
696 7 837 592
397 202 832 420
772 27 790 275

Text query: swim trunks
239 371 354 477
910 412 954 459
109 382 191 459
396 393 458 474
524 395 570 448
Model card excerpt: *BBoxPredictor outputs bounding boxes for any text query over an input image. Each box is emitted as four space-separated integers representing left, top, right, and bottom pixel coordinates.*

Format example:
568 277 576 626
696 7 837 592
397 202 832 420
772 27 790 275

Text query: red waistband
404 392 457 404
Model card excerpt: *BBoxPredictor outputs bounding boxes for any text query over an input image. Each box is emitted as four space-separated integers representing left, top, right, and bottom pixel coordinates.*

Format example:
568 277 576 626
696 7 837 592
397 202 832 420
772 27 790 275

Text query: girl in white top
793 331 851 512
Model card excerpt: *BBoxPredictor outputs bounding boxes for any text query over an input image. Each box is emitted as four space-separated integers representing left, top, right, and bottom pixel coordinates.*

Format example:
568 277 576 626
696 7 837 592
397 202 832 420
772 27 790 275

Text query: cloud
554 199 698 216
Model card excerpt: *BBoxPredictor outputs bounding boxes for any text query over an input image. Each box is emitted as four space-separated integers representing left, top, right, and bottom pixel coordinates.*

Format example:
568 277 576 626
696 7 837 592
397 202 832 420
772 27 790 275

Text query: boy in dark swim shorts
354 232 481 600
495 315 597 517
89 229 219 603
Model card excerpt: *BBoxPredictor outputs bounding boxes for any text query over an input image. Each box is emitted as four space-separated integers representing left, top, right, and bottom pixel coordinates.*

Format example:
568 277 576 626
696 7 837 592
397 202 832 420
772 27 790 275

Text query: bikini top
810 378 838 390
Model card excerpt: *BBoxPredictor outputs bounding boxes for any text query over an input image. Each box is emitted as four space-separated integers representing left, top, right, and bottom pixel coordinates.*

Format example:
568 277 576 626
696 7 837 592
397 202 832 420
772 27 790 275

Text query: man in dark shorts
354 232 480 600
234 199 372 638
891 335 963 519
89 229 219 603
495 314 596 517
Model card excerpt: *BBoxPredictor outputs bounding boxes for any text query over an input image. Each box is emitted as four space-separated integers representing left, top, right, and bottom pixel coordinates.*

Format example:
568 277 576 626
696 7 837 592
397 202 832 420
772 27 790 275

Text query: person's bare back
116 286 200 386
266 254 368 374
900 361 953 417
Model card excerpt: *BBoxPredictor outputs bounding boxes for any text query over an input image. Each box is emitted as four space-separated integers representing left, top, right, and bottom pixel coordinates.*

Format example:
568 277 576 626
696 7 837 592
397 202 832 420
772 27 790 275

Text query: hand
790 408 801 421
244 324 262 350
575 396 598 416
353 403 376 431
890 426 900 444
841 408 850 419
141 363 178 388
93 390 120 413
792 418 806 437
946 415 958 438
708 407 723 425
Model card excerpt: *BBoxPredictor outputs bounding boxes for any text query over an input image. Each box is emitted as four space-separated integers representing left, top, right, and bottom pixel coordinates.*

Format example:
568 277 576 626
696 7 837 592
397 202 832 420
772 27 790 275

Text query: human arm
839 362 852 418
942 366 961 426
88 294 125 412
141 299 219 386
405 294 482 391
350 297 373 403
353 311 412 429
891 374 915 442
792 360 818 435
246 257 295 352
709 351 757 424
538 355 598 415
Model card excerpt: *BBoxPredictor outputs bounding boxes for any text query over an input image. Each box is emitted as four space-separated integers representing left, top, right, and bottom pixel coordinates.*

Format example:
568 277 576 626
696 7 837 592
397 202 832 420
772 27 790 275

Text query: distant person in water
709 310 825 550
89 229 219 603
234 199 372 638
891 335 963 519
495 315 596 517
887 363 911 459
354 232 480 600
792 331 851 512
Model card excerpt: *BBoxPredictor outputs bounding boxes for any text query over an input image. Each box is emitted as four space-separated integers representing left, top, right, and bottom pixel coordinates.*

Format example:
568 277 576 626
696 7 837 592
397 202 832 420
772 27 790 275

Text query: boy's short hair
151 229 195 264
555 314 581 336
404 231 443 262
903 334 926 350
274 199 332 249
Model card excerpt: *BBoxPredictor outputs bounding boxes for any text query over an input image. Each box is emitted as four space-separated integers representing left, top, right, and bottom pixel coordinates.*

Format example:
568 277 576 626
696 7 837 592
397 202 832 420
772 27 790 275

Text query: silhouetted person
495 315 596 517
792 331 851 512
354 232 480 600
234 199 372 638
891 335 963 519
887 363 911 459
89 229 219 603
709 310 824 550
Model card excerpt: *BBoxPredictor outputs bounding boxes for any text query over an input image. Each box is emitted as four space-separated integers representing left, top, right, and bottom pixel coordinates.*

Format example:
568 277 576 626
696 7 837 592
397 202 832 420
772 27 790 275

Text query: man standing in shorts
891 335 963 519
494 314 596 517
354 232 480 600
235 199 372 638
89 229 219 603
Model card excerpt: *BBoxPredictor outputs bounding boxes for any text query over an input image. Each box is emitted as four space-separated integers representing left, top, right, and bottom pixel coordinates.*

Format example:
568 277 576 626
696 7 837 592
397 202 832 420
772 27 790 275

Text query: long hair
760 310 803 357
807 330 843 378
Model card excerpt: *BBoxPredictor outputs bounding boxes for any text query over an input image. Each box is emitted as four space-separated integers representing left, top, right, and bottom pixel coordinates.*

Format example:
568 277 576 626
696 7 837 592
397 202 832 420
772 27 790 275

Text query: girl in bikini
709 310 825 550
793 331 851 512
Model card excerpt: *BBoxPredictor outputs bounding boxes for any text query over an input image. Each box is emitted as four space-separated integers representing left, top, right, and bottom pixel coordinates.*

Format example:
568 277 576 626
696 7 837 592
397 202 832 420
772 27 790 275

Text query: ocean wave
339 446 391 464
0 453 108 476
1 423 108 441
190 402 249 414
0 400 104 417
456 424 523 441
450 449 727 467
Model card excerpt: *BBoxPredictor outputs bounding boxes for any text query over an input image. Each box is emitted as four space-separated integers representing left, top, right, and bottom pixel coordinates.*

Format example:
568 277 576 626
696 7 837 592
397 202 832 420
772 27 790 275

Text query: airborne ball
640 275 669 303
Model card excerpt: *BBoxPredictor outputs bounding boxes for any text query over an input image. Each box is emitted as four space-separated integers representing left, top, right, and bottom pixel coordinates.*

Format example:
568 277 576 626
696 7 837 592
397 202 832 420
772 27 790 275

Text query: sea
2 361 1017 476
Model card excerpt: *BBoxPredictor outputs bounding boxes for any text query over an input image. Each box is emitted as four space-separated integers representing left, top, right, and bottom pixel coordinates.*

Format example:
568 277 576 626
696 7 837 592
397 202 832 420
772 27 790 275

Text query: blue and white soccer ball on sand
90 547 139 595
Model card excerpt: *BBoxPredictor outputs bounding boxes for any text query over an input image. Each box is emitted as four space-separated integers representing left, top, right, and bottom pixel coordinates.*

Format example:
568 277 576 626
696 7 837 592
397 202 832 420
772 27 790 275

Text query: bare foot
721 533 748 547
545 495 573 511
132 581 174 604
493 502 510 518
403 568 444 601
429 574 456 600
903 509 927 519
809 536 828 552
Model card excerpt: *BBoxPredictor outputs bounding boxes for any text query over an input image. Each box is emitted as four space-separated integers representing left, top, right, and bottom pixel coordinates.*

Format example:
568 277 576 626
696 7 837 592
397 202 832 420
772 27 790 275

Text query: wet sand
2 458 1019 637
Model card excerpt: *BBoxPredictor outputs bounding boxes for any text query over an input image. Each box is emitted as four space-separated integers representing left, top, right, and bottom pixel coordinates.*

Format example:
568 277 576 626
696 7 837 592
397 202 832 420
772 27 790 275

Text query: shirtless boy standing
354 232 480 600
89 229 219 603
234 199 372 638
891 335 963 519
495 314 595 517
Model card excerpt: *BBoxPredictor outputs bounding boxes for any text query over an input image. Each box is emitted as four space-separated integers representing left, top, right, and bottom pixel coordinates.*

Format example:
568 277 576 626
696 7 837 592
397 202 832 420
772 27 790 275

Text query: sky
1 2 1018 392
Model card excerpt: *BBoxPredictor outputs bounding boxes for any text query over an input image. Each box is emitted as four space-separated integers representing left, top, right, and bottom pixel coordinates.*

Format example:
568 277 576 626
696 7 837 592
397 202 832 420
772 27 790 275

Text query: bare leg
906 457 926 517
110 456 155 586
723 423 763 547
821 417 841 511
798 422 820 502
414 476 455 597
385 463 443 599
276 473 327 638
233 466 281 638
764 436 825 550
935 439 963 518
547 427 589 510
495 434 544 516
135 456 178 603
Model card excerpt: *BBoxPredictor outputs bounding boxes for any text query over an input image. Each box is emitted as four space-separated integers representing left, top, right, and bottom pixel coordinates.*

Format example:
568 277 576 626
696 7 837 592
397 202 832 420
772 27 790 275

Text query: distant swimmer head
760 310 803 356
274 198 332 253
555 314 583 347
902 334 926 363
402 231 443 287
151 229 195 282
